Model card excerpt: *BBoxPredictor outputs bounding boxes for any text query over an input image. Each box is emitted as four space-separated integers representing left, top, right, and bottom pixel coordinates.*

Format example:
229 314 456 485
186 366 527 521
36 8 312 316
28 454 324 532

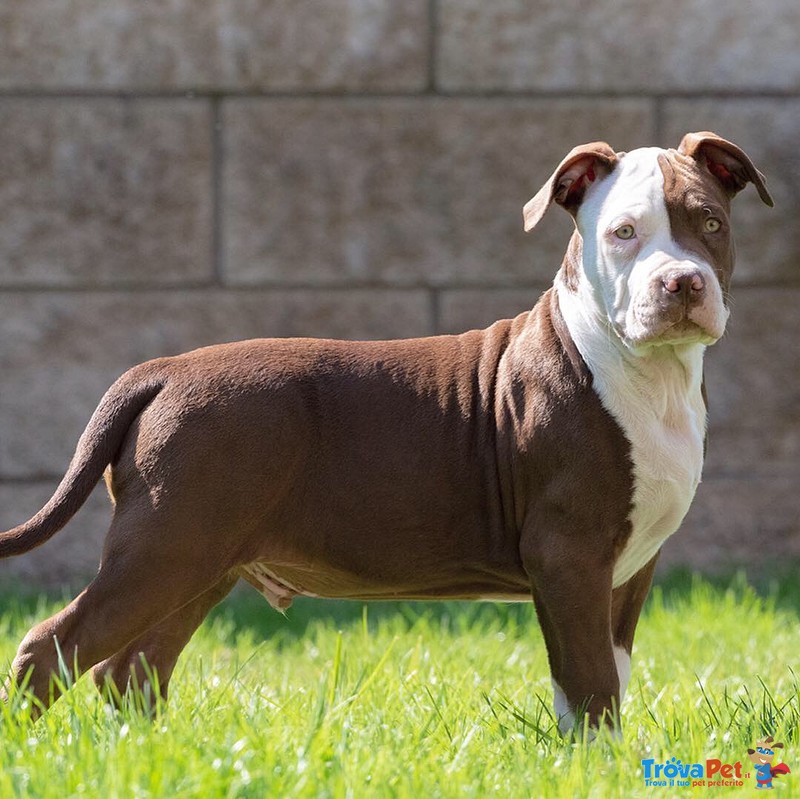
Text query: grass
0 571 798 798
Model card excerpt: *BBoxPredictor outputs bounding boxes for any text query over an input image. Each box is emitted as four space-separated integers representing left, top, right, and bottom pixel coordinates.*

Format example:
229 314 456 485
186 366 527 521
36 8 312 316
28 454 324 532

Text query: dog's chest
598 363 707 588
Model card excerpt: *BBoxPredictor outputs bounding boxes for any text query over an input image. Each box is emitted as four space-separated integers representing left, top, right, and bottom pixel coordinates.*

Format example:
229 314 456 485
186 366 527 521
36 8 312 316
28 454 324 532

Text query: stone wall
0 1 798 587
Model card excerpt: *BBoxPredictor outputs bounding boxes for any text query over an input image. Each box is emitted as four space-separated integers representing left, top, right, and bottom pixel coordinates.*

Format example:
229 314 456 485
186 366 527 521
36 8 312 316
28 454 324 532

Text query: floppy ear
678 131 774 207
523 142 618 232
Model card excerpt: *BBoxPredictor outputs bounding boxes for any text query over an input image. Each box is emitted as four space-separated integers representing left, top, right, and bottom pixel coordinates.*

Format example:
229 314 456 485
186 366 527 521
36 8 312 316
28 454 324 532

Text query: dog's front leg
522 530 619 736
610 553 659 705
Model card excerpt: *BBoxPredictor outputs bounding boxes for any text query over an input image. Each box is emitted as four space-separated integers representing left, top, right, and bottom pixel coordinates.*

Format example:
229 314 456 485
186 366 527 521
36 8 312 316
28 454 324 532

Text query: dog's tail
0 367 165 558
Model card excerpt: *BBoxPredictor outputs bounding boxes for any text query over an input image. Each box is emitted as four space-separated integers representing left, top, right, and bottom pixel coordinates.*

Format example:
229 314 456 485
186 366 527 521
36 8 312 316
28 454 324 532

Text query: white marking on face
573 148 727 350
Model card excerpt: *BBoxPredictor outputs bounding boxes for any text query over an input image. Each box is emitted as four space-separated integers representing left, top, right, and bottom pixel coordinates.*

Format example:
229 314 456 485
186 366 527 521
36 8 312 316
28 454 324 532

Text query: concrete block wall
0 1 798 587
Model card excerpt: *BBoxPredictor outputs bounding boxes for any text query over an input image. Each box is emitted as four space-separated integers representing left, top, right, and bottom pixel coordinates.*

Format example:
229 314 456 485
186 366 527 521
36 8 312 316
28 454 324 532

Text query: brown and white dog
0 132 771 732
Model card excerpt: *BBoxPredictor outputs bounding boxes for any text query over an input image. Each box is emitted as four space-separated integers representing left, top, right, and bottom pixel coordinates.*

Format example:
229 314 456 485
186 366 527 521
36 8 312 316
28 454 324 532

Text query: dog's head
524 132 773 352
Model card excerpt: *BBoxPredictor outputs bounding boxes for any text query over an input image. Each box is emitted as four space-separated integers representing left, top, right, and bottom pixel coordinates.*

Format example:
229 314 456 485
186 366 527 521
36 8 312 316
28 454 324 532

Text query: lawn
0 571 798 798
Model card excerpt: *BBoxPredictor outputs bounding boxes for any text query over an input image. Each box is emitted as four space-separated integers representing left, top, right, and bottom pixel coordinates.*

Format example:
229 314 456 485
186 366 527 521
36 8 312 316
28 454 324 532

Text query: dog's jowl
0 132 772 732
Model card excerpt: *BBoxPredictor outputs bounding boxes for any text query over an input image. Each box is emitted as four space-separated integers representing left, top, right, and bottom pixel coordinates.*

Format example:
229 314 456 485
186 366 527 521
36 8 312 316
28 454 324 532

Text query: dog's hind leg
5 501 246 717
91 573 238 710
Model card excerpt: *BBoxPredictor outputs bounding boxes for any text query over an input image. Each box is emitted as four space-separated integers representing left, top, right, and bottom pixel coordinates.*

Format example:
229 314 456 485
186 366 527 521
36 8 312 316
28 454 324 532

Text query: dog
0 131 771 732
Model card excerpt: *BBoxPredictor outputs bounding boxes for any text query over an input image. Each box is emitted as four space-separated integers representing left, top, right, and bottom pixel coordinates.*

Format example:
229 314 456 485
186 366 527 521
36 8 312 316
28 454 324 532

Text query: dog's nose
662 271 705 302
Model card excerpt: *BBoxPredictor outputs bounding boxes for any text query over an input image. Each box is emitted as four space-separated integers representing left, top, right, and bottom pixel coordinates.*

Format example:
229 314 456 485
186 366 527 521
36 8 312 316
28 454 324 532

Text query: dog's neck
555 233 707 429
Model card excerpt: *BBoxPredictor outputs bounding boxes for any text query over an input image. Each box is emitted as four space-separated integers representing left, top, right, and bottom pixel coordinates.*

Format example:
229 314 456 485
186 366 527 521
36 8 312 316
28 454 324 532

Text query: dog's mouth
647 318 718 345
619 316 721 352
622 296 727 350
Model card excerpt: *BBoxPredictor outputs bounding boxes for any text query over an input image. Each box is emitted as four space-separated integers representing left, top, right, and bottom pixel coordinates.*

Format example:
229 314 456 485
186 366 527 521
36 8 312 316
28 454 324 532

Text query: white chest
595 353 707 588
611 400 705 587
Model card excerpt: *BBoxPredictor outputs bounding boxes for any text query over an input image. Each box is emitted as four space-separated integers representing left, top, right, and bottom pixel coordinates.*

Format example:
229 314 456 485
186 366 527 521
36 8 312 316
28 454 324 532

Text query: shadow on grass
655 563 800 615
0 562 797 646
202 561 800 645
205 588 539 646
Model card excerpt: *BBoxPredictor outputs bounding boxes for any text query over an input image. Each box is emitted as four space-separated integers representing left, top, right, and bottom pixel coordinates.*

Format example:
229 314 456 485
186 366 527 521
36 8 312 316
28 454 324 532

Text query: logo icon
747 736 791 789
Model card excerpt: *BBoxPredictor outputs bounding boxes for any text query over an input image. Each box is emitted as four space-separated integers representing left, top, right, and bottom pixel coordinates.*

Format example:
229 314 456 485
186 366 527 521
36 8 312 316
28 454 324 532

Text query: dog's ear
523 142 618 232
678 131 774 207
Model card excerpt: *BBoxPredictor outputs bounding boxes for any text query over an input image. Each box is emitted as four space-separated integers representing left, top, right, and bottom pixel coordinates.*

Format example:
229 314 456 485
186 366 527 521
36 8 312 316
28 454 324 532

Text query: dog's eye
704 217 722 233
614 224 636 240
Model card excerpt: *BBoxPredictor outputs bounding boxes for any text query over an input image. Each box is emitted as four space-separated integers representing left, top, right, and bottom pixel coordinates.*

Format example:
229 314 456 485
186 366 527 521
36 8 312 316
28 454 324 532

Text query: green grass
0 571 798 798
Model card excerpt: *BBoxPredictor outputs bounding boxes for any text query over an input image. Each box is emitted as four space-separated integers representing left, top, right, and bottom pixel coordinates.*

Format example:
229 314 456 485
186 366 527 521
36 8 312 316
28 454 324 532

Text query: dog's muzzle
631 264 726 347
